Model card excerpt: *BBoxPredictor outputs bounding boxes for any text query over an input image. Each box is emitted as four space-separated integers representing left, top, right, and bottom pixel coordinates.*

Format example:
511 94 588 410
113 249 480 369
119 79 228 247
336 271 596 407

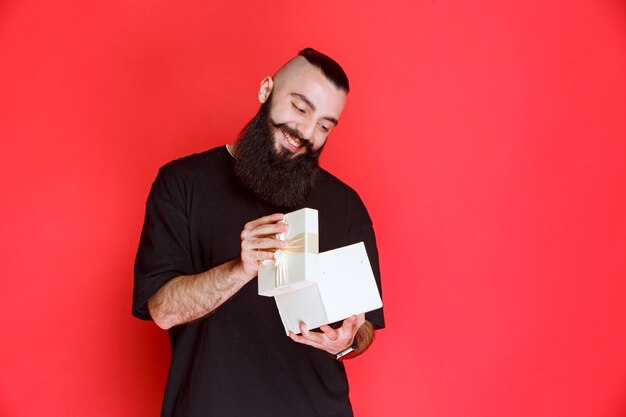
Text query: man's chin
283 149 307 160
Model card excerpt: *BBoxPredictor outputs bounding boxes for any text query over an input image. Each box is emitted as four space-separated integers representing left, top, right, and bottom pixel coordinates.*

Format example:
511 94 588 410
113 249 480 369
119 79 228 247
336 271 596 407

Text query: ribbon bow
273 227 318 287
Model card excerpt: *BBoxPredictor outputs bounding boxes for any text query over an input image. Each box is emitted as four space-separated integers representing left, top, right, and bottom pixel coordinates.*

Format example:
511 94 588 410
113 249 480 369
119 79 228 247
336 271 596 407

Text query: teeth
283 130 301 148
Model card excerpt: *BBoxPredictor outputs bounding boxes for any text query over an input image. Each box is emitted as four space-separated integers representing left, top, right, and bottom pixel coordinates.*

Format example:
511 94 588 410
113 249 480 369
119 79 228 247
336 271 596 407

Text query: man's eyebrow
290 93 339 126
325 116 339 126
290 93 316 111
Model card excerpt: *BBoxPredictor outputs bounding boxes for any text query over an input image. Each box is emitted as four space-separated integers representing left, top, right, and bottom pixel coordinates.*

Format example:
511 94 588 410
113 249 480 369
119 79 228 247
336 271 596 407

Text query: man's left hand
289 314 366 355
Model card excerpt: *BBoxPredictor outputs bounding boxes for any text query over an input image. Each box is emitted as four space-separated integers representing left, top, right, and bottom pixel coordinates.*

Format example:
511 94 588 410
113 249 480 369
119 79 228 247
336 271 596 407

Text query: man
133 48 385 417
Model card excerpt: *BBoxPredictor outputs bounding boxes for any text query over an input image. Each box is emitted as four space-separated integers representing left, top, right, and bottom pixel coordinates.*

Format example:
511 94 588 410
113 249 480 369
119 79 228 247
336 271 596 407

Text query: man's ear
258 76 274 103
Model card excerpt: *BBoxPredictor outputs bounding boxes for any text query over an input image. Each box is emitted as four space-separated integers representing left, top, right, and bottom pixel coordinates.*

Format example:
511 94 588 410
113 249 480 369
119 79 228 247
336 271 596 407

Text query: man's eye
292 103 305 113
320 124 330 133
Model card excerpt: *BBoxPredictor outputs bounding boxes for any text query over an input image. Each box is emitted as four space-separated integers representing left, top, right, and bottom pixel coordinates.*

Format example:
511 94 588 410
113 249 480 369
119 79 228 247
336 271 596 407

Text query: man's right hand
238 213 289 280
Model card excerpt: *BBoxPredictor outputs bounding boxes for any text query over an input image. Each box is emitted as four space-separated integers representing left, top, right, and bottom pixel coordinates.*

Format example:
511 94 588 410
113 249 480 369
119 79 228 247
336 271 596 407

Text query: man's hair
299 48 350 93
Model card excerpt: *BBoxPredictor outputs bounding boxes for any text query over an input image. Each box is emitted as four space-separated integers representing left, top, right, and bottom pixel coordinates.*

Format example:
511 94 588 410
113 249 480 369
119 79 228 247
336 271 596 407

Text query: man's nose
296 121 316 142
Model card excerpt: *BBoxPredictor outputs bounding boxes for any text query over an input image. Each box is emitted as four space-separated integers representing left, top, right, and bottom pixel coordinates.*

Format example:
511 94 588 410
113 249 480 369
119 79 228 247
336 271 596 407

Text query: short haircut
299 48 350 93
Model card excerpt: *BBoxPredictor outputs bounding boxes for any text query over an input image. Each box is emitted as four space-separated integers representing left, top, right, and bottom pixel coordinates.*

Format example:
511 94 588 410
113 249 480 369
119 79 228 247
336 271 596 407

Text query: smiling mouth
282 129 303 150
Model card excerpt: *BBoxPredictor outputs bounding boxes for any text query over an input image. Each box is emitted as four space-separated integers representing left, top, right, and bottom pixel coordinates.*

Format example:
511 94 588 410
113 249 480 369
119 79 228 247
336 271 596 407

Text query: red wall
1 1 625 416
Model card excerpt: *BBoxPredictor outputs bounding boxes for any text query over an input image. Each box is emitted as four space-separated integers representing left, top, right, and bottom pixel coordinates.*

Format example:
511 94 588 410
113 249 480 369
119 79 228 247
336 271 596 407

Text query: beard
233 96 322 210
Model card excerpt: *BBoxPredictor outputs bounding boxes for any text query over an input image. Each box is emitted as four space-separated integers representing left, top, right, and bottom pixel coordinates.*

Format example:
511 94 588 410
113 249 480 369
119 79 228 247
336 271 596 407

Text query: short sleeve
346 195 386 330
132 164 194 320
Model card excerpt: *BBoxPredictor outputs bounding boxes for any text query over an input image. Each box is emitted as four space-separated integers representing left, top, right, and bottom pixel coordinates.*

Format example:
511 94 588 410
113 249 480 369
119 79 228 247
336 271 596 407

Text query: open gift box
258 208 383 335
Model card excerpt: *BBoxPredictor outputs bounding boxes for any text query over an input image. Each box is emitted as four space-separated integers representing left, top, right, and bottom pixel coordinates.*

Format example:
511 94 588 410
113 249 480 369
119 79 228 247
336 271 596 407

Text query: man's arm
149 259 248 329
352 319 375 358
148 213 288 329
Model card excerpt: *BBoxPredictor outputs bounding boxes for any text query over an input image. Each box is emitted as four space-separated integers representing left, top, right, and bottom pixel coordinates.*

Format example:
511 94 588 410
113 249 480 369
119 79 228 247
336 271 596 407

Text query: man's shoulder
314 169 370 219
160 146 229 175
149 146 232 199
317 168 361 201
154 146 232 184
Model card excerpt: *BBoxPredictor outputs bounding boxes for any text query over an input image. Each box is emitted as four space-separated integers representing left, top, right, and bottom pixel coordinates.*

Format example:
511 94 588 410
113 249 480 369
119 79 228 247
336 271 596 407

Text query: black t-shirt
133 146 385 417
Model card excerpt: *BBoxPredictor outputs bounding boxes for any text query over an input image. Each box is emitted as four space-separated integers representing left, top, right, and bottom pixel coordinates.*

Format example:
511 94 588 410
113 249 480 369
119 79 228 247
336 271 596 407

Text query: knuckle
255 225 269 236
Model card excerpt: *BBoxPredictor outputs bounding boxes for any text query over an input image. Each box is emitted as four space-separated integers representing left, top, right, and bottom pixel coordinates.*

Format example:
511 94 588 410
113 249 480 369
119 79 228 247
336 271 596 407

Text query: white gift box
273 242 383 335
258 208 319 296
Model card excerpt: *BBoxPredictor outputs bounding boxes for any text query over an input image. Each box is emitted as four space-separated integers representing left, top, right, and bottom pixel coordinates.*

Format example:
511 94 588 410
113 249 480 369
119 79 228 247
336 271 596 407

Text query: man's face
233 59 348 209
262 61 348 158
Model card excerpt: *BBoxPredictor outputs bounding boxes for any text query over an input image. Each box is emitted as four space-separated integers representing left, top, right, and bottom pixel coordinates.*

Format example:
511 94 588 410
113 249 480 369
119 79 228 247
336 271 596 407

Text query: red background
1 1 625 416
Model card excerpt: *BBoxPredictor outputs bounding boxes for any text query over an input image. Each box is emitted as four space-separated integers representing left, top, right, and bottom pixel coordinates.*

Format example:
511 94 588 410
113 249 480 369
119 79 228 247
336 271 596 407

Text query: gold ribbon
273 232 319 287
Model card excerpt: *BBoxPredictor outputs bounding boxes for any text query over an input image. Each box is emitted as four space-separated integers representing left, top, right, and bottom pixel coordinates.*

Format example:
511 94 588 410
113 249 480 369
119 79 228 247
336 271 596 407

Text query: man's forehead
272 56 313 87
272 56 345 96
269 55 348 120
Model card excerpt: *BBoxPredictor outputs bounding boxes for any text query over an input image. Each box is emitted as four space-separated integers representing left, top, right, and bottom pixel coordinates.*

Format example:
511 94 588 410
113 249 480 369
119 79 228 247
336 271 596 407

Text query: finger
242 248 275 263
340 316 357 334
343 315 356 327
290 330 325 349
299 322 311 338
298 323 325 344
241 221 289 240
254 222 290 237
319 324 339 341
355 313 366 328
289 331 316 348
243 213 284 231
242 237 288 251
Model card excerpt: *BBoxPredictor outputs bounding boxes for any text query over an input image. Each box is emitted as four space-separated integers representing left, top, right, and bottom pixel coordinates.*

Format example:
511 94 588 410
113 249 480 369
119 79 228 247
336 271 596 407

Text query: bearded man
133 48 385 417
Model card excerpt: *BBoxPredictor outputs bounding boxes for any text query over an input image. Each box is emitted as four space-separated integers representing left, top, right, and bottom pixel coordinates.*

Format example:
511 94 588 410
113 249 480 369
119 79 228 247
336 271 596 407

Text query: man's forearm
148 259 250 329
352 320 375 358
